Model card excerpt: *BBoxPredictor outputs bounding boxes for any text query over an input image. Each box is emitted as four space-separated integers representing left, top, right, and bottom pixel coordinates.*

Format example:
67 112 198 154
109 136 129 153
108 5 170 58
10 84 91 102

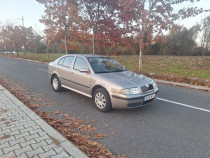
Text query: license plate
144 93 155 102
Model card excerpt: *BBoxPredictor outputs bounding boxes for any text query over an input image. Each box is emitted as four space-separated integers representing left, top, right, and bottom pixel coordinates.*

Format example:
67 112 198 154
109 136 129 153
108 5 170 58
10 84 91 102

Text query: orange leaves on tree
0 25 34 55
37 0 89 54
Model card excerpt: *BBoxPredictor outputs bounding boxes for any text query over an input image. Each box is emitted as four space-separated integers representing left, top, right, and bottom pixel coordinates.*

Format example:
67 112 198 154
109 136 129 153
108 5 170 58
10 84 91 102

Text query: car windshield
87 57 126 73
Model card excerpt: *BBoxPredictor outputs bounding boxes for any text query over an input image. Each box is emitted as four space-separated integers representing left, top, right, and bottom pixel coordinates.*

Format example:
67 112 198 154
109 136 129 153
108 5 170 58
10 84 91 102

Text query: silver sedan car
48 54 158 112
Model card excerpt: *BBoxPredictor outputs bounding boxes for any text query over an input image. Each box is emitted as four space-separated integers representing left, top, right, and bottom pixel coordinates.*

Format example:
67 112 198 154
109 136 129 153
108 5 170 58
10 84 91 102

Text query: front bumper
110 89 159 109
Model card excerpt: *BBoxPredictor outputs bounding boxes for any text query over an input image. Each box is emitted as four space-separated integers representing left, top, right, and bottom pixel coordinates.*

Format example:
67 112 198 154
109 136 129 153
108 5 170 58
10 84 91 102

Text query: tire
93 88 112 112
51 75 62 92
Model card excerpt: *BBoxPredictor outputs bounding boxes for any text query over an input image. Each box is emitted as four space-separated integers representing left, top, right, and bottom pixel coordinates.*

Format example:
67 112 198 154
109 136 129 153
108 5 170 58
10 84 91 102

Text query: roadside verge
154 79 210 92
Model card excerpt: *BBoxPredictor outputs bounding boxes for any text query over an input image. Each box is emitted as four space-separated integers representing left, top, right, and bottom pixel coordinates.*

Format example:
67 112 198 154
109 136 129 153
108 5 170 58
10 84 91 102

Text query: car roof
63 54 108 58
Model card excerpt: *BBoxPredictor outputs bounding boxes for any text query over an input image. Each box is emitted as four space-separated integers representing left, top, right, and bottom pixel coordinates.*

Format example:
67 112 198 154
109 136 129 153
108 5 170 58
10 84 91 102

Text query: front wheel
52 75 62 92
93 88 112 112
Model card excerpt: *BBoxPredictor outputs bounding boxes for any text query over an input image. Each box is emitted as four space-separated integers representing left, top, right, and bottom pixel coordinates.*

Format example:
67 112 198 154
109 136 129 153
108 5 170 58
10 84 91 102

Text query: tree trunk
15 43 19 56
24 43 27 52
35 44 37 54
64 33 68 55
139 46 143 73
138 17 143 74
201 46 204 56
47 41 49 61
35 40 37 54
93 31 96 54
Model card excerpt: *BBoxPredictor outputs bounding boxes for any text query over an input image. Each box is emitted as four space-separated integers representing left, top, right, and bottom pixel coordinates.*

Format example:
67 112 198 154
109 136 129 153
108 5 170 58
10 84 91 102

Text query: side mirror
79 68 90 74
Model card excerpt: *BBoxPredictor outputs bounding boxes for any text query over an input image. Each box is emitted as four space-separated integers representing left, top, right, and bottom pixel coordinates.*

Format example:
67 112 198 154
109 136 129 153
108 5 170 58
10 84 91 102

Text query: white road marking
38 68 48 72
157 97 210 113
10 62 17 64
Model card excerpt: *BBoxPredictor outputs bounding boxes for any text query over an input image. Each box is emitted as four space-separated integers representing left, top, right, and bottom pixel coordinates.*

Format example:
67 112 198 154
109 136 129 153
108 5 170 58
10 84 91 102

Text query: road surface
0 56 210 158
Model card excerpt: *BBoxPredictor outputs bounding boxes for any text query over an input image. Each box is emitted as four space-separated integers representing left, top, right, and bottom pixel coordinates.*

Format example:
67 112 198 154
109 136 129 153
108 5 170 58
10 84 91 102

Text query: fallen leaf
1 110 8 113
5 121 10 126
52 110 61 115
50 136 60 146
0 118 6 121
117 154 127 158
111 131 116 135
64 114 69 117
0 134 10 140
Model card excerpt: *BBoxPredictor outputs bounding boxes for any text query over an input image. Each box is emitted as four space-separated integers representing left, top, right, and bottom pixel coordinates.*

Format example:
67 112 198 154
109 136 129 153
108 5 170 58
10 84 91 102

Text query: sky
0 0 209 34
0 0 45 33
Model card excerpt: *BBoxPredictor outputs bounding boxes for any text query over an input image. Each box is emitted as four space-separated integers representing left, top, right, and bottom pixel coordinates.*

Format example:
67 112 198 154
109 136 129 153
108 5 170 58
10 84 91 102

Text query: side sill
61 85 92 98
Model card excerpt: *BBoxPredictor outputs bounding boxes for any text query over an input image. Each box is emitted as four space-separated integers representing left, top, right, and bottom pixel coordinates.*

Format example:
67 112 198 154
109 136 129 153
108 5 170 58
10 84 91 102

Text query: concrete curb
154 79 210 92
0 85 89 158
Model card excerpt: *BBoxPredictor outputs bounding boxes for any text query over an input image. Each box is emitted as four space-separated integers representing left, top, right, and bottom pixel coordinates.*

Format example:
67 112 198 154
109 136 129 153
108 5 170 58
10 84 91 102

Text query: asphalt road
1 55 210 158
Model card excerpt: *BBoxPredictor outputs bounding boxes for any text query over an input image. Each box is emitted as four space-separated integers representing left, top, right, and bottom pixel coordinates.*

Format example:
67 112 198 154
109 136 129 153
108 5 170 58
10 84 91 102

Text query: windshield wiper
96 71 111 74
111 69 127 72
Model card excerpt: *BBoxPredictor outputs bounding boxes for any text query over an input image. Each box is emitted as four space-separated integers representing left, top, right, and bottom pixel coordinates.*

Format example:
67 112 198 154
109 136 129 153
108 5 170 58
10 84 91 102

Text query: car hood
96 71 154 88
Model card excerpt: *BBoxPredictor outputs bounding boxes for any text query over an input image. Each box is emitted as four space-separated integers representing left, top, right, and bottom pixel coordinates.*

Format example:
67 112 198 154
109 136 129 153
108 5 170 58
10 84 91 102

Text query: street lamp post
18 16 26 56
18 16 24 27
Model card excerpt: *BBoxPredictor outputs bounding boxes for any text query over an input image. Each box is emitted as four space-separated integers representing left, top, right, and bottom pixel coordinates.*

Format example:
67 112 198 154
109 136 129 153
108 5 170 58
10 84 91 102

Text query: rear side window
58 58 65 65
62 56 75 68
74 57 88 70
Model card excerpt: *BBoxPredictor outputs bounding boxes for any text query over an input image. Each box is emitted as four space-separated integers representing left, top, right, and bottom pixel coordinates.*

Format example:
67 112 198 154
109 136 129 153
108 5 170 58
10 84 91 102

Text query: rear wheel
93 88 112 112
52 75 62 92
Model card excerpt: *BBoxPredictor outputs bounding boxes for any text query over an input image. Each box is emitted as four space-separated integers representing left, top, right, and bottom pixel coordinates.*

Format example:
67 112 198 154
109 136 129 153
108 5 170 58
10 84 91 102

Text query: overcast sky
0 0 209 34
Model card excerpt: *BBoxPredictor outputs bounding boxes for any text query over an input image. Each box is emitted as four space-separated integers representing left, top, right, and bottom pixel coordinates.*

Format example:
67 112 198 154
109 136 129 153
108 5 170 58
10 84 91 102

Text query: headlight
120 87 142 95
152 82 157 89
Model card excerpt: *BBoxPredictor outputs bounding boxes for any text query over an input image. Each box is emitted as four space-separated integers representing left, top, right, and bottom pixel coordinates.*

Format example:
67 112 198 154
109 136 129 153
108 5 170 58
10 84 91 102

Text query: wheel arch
50 73 61 85
92 84 113 112
92 84 110 99
92 85 103 96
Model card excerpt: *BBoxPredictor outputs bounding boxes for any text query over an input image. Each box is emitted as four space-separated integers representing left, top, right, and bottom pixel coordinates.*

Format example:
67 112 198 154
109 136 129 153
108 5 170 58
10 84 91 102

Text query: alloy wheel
53 78 59 90
95 92 106 109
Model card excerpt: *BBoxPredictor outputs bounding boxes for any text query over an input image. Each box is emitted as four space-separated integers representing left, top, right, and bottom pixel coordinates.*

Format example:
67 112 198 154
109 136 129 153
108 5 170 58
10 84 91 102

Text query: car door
58 56 75 87
71 57 92 95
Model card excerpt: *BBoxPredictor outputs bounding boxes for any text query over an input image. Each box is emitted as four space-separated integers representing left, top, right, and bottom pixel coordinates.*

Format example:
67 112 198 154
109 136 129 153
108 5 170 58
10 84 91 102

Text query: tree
201 16 210 56
37 0 83 54
162 27 196 56
0 24 34 56
21 26 35 53
0 25 22 55
79 0 124 54
118 0 208 73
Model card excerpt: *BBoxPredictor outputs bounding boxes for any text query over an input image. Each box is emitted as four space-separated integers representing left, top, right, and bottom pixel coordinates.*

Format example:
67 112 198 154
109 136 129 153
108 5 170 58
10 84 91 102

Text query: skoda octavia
48 54 158 112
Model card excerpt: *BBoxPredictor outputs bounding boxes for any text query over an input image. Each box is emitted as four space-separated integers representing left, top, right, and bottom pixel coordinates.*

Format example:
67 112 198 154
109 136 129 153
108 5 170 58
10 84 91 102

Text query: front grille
141 84 153 93
143 98 154 105
149 84 153 90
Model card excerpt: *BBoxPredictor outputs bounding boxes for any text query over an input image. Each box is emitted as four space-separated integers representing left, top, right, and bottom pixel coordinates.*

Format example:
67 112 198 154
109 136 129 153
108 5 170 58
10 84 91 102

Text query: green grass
113 55 210 80
4 53 210 80
12 52 64 62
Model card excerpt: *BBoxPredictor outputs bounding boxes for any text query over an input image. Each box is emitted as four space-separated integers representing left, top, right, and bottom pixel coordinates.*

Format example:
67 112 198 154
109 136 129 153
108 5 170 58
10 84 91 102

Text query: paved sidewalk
0 85 88 158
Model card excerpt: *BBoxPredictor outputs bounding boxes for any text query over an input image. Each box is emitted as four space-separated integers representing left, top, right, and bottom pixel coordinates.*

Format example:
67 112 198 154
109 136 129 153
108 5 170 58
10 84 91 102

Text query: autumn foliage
0 0 208 70
35 0 209 72
0 25 34 56
118 0 209 72
37 0 91 54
